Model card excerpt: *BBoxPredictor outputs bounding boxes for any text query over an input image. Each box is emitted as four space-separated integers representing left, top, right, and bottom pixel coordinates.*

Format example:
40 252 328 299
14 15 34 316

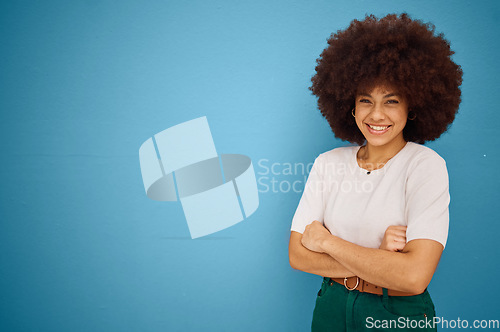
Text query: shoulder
402 143 448 182
403 142 447 169
317 145 359 162
308 145 358 176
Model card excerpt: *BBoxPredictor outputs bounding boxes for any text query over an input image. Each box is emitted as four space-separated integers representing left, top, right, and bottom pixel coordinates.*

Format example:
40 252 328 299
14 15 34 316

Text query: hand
301 220 332 253
379 225 407 252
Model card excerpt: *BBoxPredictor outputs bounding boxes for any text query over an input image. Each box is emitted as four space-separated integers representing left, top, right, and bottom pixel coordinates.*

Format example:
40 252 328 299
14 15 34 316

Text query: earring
408 111 416 121
351 108 355 117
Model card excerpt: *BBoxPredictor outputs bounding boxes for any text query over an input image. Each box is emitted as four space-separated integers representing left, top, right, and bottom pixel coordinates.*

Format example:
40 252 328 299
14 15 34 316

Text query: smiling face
354 86 409 148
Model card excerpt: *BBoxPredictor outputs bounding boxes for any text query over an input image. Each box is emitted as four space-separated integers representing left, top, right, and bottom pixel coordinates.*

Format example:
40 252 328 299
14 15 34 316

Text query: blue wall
1 0 498 331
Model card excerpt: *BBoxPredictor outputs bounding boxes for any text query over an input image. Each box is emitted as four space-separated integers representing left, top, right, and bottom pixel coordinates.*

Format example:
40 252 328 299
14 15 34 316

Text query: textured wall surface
1 0 498 331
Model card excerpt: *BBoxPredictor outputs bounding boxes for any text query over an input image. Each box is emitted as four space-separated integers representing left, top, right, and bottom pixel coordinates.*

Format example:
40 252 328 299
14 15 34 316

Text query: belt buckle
343 276 360 291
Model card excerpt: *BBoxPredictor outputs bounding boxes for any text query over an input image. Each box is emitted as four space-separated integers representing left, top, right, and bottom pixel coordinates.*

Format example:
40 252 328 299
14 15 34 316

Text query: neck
360 138 407 164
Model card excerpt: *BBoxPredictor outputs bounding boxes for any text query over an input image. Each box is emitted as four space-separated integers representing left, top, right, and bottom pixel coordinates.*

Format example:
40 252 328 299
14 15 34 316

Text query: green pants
312 277 437 331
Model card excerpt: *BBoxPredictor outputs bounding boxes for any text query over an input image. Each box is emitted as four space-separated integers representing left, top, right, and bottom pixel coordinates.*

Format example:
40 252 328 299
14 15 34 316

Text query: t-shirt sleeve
290 155 325 234
405 154 450 249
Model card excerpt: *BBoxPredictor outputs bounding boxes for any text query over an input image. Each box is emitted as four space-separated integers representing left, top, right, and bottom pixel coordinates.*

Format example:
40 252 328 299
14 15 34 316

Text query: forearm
321 235 431 293
289 231 355 278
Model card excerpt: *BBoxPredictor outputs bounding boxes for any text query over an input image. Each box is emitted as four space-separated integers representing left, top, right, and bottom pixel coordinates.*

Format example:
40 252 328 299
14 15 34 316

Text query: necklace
357 146 393 175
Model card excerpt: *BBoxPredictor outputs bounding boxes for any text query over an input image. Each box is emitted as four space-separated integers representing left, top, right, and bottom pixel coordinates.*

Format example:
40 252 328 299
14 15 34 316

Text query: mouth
365 123 392 135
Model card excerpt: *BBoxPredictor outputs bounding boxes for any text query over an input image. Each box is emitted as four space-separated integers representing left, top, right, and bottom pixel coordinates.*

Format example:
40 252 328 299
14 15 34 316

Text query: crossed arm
289 221 443 294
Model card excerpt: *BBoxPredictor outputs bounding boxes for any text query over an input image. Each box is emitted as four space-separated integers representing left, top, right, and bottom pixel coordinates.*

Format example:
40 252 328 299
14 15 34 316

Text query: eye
359 99 371 103
386 99 400 104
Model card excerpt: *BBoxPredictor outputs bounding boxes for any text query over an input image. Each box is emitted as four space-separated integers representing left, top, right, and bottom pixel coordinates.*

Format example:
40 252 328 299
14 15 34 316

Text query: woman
289 13 462 331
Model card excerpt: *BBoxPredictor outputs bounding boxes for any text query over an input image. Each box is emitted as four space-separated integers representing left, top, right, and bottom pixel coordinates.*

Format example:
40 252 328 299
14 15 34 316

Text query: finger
393 241 406 249
388 229 407 237
393 234 407 241
386 225 407 231
388 226 407 231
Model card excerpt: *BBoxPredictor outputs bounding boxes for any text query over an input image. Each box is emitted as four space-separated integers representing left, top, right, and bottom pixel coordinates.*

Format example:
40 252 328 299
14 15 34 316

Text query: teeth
368 124 389 131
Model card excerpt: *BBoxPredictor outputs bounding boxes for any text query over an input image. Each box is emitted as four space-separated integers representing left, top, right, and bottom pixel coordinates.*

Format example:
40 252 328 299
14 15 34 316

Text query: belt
329 277 421 297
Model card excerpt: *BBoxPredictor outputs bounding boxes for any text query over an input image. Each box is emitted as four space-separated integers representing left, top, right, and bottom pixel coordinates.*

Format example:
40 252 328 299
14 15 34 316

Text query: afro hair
310 13 463 144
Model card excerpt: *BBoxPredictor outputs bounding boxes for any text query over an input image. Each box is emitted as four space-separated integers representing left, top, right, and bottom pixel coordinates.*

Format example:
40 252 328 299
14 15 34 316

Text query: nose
369 103 386 121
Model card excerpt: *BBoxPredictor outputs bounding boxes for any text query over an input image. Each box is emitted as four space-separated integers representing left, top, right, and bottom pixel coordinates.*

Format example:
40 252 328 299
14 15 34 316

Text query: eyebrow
358 93 400 98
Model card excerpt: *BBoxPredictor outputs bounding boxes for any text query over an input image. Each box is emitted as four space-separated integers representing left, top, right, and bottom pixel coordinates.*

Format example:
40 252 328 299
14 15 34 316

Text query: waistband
326 276 422 297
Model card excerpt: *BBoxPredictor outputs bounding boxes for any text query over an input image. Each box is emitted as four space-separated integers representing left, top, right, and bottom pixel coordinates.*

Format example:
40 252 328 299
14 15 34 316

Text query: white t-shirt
291 142 450 249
